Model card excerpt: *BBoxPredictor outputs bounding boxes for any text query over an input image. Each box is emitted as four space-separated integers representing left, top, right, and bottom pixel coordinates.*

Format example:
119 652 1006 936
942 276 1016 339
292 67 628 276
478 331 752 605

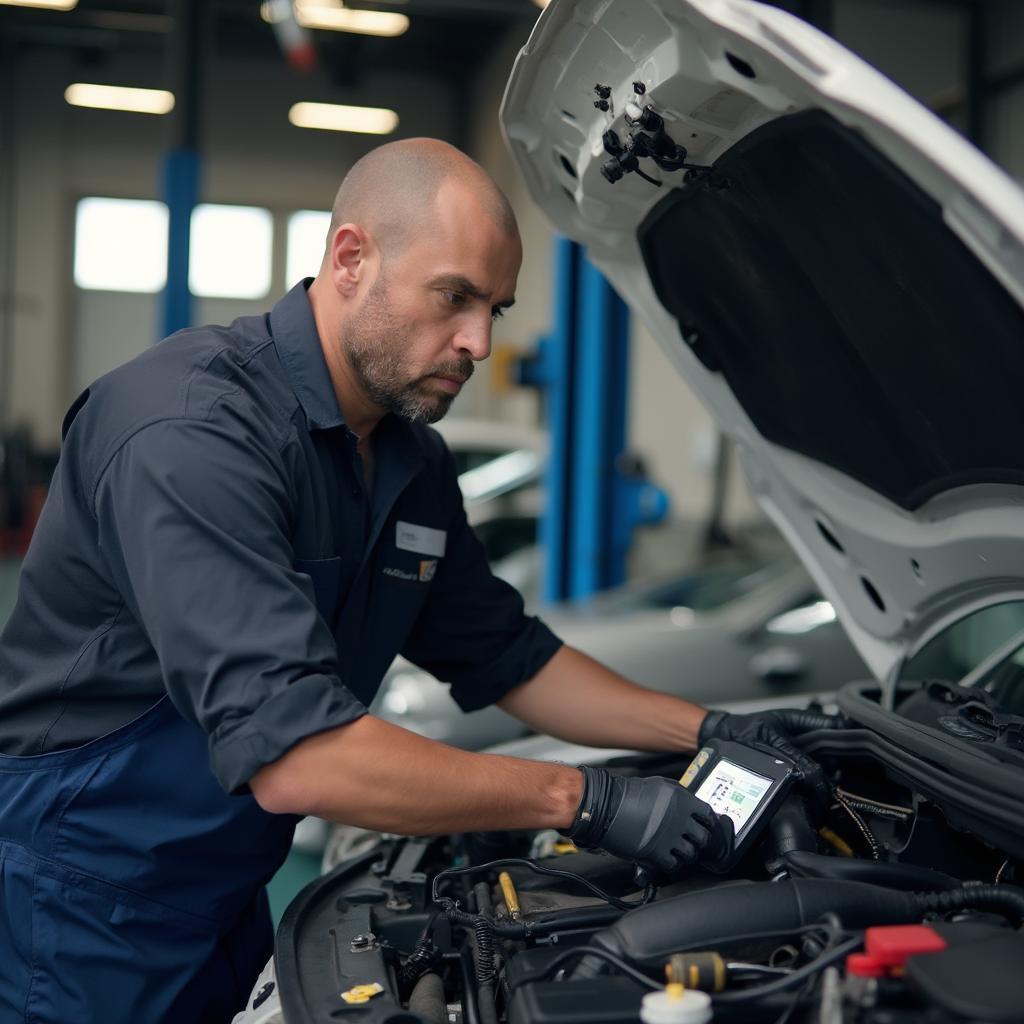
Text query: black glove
568 766 734 878
698 708 844 805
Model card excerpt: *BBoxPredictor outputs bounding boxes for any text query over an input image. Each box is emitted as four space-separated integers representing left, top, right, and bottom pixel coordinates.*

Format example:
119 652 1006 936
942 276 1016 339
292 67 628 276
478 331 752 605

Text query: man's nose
453 318 492 362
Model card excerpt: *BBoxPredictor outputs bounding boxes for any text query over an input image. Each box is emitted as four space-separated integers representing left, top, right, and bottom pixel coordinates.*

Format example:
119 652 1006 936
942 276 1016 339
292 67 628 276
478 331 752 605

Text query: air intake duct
572 879 1024 976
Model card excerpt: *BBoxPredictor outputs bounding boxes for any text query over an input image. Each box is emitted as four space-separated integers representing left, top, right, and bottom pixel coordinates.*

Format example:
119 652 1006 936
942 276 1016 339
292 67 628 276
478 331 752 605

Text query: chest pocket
294 557 343 626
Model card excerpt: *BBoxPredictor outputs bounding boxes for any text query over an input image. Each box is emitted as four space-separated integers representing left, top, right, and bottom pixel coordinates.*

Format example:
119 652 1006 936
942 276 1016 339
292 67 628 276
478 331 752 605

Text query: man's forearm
498 645 708 753
250 713 583 832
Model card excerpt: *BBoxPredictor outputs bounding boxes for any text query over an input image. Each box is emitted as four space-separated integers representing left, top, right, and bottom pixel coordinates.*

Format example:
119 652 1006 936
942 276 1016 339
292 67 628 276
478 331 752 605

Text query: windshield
967 636 1024 713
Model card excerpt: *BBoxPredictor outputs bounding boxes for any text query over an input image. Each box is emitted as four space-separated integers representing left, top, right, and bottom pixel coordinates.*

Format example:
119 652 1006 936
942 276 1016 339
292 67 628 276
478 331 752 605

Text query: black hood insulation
638 109 1024 512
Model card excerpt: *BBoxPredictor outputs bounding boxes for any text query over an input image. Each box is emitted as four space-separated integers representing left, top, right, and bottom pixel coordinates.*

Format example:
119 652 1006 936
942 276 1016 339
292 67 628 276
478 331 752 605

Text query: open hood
501 0 1024 691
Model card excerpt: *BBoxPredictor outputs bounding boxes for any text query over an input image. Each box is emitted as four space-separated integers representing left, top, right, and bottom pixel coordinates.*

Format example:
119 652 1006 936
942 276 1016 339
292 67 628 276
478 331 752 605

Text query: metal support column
161 0 206 338
529 239 669 604
569 257 631 599
536 237 578 605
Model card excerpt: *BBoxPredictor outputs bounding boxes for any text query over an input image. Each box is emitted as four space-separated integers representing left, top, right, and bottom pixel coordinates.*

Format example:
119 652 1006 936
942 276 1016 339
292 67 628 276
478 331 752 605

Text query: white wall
2 46 459 446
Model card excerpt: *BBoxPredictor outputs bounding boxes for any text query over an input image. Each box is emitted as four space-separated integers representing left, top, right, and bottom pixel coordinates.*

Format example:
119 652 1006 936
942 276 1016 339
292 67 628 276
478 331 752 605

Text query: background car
370 551 870 751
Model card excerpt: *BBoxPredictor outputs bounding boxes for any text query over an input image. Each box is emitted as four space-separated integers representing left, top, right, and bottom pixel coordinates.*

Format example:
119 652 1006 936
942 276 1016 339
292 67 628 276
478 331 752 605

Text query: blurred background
1 0 1024 915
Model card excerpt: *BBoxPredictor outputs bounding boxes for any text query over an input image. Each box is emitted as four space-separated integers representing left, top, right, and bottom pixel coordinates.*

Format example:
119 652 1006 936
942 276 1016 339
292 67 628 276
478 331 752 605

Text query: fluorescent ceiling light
261 1 409 37
65 83 174 115
289 101 398 135
0 0 77 9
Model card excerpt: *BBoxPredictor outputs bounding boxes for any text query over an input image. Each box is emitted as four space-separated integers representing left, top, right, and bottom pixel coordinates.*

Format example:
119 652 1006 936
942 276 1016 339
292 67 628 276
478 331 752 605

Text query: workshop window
286 210 332 288
74 197 169 293
189 204 273 300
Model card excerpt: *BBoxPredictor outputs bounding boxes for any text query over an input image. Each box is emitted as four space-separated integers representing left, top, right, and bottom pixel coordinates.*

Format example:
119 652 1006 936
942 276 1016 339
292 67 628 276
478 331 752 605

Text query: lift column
161 0 206 338
529 238 669 604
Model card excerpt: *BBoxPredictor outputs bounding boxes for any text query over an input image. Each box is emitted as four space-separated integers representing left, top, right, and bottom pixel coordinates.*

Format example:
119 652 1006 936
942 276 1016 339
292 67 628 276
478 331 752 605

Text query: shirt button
352 487 360 497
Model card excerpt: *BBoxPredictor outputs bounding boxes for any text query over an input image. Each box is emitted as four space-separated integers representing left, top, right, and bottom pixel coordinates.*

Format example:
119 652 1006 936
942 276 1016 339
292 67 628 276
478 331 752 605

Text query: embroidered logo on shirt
382 559 437 584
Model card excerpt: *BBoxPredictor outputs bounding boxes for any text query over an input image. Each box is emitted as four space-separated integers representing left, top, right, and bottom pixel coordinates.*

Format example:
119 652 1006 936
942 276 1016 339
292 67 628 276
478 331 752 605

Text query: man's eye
491 307 505 322
442 290 465 307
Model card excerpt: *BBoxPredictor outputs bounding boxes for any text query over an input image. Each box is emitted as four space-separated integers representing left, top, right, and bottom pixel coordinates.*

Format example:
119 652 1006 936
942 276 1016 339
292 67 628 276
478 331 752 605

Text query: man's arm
497 645 708 752
248 645 705 831
249 714 583 832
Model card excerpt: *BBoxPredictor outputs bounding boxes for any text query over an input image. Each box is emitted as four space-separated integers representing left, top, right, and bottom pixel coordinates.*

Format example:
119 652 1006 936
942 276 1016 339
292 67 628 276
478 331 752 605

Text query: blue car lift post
525 238 669 604
161 0 205 339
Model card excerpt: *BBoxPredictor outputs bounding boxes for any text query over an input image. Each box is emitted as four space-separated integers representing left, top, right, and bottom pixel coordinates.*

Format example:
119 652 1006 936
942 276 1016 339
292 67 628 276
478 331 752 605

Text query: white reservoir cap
640 988 713 1024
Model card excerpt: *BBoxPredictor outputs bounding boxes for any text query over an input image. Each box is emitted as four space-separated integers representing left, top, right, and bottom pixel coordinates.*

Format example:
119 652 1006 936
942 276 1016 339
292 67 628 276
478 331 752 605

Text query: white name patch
395 521 447 558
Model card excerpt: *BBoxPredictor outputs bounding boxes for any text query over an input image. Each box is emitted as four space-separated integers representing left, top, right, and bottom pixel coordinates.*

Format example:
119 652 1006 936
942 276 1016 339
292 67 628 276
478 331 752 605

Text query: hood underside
501 0 1024 690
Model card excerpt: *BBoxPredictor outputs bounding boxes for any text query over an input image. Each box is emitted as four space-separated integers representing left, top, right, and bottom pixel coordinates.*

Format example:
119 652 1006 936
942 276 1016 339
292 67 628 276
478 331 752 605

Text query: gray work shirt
0 281 561 793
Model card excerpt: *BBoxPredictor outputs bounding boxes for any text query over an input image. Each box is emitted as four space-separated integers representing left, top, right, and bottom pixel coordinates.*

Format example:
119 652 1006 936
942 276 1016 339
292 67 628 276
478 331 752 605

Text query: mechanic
0 138 837 1023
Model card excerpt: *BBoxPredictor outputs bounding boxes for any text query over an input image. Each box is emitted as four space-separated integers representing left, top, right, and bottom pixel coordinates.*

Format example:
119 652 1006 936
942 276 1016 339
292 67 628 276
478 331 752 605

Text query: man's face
341 182 522 425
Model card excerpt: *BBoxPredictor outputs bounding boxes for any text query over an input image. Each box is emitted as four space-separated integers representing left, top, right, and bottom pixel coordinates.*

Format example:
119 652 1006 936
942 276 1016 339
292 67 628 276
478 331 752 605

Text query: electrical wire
712 936 862 1005
834 792 881 859
431 857 653 913
771 973 819 1024
726 962 793 978
835 787 913 821
510 945 662 992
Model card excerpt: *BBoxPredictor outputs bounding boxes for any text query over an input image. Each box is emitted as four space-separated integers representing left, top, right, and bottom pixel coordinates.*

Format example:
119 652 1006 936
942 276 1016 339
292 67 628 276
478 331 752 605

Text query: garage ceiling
0 0 541 85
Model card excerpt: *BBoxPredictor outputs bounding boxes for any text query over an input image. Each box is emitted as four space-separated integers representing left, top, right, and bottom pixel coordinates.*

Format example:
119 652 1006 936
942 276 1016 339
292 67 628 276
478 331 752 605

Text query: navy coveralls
0 281 560 1022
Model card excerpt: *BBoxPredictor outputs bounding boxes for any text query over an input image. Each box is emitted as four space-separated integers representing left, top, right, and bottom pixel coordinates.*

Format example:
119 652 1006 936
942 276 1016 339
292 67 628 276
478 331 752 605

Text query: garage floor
0 557 319 927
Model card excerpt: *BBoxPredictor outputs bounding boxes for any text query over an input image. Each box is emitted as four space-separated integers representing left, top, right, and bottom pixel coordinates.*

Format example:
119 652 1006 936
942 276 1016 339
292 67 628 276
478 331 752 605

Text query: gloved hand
568 766 734 877
698 708 845 806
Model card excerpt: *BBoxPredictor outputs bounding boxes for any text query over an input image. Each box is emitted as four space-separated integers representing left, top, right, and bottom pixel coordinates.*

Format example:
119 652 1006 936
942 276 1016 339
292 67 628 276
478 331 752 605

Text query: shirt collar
269 279 345 431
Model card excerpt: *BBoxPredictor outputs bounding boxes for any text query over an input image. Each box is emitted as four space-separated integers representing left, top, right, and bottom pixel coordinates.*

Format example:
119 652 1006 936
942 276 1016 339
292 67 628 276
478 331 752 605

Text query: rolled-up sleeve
400 448 562 712
91 411 367 794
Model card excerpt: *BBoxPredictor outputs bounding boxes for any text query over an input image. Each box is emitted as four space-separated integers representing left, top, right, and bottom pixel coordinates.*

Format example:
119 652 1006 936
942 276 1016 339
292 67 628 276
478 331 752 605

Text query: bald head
324 138 517 267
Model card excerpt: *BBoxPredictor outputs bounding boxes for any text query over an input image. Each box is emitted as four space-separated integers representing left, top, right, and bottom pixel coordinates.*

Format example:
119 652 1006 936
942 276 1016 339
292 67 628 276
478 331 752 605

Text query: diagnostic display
694 758 773 834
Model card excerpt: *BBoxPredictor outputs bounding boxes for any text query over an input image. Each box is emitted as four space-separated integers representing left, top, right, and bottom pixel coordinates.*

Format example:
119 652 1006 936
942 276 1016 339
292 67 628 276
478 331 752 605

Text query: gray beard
342 280 473 425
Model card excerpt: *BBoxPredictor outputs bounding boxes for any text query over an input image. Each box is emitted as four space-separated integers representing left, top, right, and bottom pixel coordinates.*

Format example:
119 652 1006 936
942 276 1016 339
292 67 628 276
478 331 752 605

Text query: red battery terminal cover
846 925 948 978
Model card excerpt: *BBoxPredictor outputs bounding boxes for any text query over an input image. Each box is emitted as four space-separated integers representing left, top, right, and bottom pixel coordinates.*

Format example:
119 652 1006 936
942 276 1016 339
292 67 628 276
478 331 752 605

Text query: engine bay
272 690 1024 1024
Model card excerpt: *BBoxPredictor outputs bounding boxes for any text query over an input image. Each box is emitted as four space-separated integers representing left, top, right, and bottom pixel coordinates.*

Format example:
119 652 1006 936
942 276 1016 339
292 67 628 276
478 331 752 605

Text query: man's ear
328 223 371 298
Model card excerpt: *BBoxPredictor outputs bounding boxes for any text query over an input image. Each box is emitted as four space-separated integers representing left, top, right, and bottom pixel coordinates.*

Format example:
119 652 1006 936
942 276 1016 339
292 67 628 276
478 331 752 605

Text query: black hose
782 851 961 891
574 879 1024 978
919 884 1024 925
455 949 481 1024
472 881 499 1024
769 797 817 856
576 880 912 972
524 903 625 934
407 972 447 1024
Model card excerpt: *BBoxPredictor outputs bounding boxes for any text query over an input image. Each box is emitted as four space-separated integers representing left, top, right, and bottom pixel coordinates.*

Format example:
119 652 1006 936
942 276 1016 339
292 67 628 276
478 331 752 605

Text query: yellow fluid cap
340 982 385 1004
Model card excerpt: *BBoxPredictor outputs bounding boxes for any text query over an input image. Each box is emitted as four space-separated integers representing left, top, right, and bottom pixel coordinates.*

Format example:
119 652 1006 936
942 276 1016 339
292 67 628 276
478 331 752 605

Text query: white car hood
501 0 1024 690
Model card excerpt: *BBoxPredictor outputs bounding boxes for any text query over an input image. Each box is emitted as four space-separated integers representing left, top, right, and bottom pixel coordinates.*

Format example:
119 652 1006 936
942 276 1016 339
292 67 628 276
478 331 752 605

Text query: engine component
904 930 1024 1022
579 879 1024 970
781 850 961 890
666 952 727 993
845 924 948 977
